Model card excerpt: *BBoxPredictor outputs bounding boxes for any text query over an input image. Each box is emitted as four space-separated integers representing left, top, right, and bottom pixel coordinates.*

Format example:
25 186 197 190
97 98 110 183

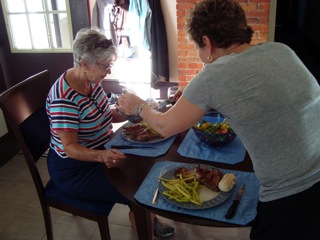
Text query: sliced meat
195 165 223 192
123 122 162 142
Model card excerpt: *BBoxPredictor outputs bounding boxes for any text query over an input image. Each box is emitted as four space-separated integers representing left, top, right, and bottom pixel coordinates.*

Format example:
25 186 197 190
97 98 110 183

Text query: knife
225 183 245 219
110 145 155 149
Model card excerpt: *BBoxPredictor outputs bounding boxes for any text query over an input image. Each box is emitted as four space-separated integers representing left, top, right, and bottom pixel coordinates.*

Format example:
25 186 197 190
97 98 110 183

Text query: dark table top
104 127 254 239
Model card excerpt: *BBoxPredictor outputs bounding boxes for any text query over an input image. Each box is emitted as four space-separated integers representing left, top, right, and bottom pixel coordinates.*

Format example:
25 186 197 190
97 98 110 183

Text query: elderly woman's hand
102 149 126 168
116 92 146 116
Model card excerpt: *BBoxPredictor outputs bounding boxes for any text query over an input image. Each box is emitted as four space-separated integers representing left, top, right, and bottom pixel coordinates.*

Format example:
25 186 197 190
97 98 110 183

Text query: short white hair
72 27 117 67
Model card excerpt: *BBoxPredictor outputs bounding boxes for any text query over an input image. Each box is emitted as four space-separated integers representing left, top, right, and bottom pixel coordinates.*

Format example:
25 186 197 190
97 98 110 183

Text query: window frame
1 0 73 53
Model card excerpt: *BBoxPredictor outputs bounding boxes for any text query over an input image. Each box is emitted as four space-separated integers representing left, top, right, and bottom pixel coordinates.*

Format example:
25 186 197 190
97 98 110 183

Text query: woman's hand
116 92 145 116
102 149 126 168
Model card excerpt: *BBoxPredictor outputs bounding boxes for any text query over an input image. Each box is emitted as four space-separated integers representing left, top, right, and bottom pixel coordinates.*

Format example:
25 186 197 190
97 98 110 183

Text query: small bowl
192 112 236 146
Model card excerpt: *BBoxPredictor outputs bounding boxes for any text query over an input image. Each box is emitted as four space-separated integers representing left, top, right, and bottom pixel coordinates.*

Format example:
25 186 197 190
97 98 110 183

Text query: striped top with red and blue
46 72 113 158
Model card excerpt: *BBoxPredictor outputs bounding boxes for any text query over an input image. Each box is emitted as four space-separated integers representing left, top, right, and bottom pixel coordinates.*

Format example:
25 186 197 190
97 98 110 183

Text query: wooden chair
0 70 114 240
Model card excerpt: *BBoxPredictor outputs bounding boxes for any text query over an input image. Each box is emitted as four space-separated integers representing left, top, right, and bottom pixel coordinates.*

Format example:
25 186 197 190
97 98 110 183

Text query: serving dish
192 112 236 146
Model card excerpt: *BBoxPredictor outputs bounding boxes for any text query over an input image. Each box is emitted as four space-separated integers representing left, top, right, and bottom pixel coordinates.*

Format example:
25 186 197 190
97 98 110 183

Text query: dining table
104 120 258 240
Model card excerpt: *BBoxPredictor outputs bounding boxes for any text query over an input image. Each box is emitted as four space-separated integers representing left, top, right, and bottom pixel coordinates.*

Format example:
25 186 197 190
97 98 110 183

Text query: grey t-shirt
184 42 320 202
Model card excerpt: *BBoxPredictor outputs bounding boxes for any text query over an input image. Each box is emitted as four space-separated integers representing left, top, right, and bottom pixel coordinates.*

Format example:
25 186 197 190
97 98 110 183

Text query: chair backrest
1 70 114 240
0 70 51 200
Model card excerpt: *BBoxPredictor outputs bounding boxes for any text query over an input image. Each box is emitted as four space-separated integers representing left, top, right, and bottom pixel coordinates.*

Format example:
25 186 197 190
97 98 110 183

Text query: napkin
177 128 246 164
104 127 176 157
134 161 260 226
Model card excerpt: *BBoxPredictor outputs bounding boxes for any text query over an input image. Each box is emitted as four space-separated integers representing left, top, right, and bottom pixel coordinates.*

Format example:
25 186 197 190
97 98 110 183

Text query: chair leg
97 216 111 240
42 206 54 240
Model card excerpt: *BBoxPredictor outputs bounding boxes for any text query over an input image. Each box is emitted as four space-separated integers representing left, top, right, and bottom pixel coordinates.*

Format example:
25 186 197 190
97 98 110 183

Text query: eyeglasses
95 62 113 72
90 95 104 114
94 39 113 49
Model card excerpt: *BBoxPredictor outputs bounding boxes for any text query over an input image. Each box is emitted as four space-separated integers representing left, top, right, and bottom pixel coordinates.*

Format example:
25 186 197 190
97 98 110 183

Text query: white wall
268 0 277 42
161 0 178 82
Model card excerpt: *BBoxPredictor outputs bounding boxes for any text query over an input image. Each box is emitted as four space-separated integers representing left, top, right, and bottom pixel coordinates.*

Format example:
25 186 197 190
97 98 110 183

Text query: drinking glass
167 86 179 104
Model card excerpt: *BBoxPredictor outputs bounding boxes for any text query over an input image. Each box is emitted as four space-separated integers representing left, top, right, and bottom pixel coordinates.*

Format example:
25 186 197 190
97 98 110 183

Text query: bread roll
218 173 236 192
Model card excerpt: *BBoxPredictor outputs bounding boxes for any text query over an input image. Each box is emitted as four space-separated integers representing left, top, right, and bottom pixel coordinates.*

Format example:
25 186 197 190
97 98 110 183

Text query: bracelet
136 103 147 116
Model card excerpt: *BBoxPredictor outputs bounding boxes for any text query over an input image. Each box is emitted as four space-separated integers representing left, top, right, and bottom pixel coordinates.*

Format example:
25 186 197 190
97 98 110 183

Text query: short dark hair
185 0 254 48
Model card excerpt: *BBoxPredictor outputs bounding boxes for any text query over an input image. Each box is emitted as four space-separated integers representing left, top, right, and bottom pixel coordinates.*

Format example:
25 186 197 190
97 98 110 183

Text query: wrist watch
136 103 147 116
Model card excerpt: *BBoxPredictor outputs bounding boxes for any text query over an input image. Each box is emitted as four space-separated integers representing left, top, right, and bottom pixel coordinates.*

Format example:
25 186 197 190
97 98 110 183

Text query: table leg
132 203 153 239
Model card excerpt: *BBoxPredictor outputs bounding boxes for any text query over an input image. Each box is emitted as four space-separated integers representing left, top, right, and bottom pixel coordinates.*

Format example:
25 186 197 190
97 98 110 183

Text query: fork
152 169 164 204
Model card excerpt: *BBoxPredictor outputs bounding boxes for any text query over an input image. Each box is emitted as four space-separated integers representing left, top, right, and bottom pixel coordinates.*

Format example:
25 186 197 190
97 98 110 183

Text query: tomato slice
216 129 228 134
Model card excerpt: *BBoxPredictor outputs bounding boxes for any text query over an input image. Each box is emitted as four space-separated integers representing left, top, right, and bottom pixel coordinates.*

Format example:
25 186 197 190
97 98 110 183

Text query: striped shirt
46 72 113 158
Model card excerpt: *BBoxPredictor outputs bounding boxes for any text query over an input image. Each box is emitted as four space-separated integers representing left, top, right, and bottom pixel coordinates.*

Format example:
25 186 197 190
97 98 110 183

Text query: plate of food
158 164 236 210
122 121 167 143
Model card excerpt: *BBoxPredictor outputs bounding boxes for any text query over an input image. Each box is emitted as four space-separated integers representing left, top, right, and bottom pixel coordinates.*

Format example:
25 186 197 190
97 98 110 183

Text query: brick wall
176 0 270 86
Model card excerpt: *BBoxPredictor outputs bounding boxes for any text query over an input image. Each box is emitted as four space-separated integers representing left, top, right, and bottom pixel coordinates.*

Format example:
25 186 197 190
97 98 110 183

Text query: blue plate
121 122 168 144
159 164 232 210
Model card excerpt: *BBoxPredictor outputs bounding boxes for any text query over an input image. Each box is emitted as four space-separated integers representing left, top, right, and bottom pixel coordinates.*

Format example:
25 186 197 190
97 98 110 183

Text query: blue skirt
47 148 131 206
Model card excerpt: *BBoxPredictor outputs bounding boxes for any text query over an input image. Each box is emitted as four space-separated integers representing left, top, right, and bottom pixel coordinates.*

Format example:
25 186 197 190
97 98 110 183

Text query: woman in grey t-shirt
117 1 320 239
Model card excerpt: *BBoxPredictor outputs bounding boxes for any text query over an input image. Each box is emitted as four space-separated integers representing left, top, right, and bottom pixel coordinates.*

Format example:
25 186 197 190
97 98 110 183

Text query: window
2 0 73 53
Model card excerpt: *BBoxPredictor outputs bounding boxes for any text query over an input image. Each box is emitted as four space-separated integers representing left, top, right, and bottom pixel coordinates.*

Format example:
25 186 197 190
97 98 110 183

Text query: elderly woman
46 28 174 238
116 1 320 240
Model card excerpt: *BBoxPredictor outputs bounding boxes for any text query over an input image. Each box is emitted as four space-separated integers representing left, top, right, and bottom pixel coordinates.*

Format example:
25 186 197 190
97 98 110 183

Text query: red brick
176 10 186 17
187 44 195 51
248 10 269 18
258 17 269 24
176 0 270 83
177 31 187 39
177 51 187 57
187 51 198 57
241 3 257 11
178 75 187 82
186 76 194 81
185 0 200 3
178 44 189 51
258 31 269 39
249 0 270 3
237 0 249 3
177 24 185 30
188 63 200 69
177 16 186 25
251 24 269 32
180 69 198 75
247 18 260 24
258 3 270 10
178 63 187 68
176 3 194 10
